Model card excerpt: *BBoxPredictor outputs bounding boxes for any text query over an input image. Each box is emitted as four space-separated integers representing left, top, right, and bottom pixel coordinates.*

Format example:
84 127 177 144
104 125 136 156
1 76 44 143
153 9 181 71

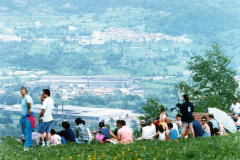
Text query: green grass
1 132 240 159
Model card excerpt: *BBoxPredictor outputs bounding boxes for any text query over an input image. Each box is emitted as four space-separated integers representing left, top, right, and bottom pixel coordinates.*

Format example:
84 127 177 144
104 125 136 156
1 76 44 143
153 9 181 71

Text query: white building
0 105 134 124
118 88 130 95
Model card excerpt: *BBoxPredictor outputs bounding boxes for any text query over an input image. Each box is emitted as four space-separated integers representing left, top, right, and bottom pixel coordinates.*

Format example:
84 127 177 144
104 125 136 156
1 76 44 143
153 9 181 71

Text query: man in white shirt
230 99 240 117
141 119 155 140
166 117 179 138
38 89 54 147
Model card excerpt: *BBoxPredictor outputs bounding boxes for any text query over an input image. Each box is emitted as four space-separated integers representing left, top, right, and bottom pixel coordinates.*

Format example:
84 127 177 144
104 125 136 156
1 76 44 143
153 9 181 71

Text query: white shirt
159 131 165 141
142 126 154 139
41 97 54 122
150 123 156 135
230 103 240 115
236 118 240 126
166 122 179 138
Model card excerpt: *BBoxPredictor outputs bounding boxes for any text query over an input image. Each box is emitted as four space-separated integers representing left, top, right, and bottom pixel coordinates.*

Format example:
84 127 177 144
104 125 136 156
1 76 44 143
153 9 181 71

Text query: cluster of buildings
0 104 142 127
65 27 192 45
32 76 143 100
35 76 132 88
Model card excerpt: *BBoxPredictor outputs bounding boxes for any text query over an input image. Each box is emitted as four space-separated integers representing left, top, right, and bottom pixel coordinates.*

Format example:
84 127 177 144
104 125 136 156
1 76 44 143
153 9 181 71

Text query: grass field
0 132 239 159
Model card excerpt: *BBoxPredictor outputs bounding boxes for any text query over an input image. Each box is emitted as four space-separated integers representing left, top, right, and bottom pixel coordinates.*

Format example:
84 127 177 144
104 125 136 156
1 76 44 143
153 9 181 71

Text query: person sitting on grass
139 120 146 138
218 124 228 136
208 114 220 136
192 116 203 138
57 121 76 143
92 122 117 141
147 118 157 136
141 119 155 140
74 118 90 144
50 129 61 145
81 120 92 141
233 114 240 130
167 123 178 141
118 120 134 144
154 125 166 141
176 114 182 136
113 120 122 137
165 117 179 138
201 116 211 137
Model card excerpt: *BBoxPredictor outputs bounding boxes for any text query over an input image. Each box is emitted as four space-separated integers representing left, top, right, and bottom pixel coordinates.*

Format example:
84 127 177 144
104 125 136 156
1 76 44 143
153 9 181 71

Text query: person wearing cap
138 120 146 138
233 114 240 130
19 86 34 151
230 99 240 117
38 89 54 147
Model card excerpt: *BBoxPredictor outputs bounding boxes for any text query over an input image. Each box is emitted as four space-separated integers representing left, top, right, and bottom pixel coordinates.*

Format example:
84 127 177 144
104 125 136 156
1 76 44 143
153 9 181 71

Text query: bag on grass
96 134 105 143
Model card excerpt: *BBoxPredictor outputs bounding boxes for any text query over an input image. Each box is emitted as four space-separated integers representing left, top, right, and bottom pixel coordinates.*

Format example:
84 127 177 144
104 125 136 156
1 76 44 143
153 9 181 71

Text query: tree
175 43 239 111
109 118 115 127
55 93 61 99
138 98 167 121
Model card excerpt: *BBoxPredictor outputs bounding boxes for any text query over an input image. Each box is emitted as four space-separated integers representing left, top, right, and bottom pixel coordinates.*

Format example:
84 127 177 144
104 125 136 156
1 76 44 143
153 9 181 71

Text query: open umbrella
208 107 237 133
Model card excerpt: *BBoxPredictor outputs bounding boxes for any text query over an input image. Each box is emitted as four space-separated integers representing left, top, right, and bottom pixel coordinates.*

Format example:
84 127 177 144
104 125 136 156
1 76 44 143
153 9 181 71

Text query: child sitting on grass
154 125 166 141
50 129 61 145
167 123 178 141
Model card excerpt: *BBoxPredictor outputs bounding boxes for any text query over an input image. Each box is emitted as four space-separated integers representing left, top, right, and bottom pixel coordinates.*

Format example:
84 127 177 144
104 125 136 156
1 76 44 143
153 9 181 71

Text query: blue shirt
210 119 219 129
21 95 33 116
99 128 110 139
169 129 178 140
193 120 203 137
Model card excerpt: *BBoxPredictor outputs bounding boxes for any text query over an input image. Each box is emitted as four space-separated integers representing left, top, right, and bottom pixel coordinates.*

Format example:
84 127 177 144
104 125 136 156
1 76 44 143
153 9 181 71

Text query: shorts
182 122 193 125
38 121 52 133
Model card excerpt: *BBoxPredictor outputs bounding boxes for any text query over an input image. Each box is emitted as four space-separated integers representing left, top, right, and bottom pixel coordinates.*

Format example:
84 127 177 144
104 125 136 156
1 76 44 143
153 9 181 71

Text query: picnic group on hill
20 86 239 151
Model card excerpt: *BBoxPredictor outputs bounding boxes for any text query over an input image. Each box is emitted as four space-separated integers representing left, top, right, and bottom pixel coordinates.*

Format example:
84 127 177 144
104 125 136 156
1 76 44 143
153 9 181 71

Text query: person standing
19 86 34 151
179 94 195 138
38 89 54 147
230 99 240 117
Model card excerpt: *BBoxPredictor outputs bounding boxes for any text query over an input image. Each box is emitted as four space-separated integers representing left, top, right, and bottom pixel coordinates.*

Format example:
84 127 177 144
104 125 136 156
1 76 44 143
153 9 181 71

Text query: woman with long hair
180 94 195 138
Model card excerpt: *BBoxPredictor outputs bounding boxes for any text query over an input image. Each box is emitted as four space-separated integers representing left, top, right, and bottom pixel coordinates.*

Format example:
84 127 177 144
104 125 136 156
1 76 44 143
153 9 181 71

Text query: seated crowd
23 94 236 146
